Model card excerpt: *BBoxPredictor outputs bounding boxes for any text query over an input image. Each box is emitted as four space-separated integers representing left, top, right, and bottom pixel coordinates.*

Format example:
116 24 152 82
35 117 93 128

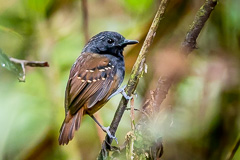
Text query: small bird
59 31 138 145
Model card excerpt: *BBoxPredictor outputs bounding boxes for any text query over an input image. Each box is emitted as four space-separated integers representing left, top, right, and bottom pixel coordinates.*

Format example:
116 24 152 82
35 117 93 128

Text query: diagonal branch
226 136 240 160
128 0 218 158
182 0 218 55
98 0 170 158
153 0 218 109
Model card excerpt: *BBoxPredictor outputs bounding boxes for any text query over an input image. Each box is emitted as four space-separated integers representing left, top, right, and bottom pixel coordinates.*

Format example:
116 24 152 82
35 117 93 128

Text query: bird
58 31 138 145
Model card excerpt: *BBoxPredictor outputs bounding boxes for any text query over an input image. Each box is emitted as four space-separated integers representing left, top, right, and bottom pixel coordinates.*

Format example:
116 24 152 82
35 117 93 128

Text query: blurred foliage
0 0 240 160
0 49 24 80
121 0 154 14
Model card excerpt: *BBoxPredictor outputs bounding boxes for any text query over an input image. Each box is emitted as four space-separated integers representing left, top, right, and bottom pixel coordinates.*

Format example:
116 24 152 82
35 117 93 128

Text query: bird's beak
120 39 139 46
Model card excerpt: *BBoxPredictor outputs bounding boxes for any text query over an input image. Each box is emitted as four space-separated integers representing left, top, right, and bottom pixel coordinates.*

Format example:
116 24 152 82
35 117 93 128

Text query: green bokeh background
0 0 239 159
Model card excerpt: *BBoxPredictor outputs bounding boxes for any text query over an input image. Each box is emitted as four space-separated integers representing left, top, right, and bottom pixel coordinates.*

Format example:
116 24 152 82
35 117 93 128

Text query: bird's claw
121 91 132 100
120 85 132 100
102 126 118 144
107 85 132 100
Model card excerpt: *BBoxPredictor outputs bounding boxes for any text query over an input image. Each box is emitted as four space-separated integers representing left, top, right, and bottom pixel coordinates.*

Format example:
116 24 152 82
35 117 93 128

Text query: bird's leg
108 85 132 100
90 115 118 144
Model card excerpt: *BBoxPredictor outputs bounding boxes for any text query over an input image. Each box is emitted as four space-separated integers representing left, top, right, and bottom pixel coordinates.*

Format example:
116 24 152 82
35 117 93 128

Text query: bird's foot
102 126 118 144
107 85 132 100
120 85 132 100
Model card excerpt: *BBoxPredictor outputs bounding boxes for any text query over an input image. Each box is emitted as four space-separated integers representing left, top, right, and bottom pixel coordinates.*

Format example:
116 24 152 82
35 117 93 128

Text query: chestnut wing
65 53 117 115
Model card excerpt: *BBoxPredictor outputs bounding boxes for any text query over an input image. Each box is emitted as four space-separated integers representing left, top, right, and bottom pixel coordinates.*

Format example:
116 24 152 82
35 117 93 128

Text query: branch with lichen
150 0 218 112
135 0 218 158
143 0 218 114
98 0 170 159
97 0 218 159
182 0 218 55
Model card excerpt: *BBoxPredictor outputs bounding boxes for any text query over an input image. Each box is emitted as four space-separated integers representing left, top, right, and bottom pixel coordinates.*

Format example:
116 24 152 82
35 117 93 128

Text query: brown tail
58 108 84 145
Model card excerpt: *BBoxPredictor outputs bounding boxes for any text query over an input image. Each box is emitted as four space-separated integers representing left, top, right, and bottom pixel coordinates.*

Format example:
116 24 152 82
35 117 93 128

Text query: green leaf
0 49 24 80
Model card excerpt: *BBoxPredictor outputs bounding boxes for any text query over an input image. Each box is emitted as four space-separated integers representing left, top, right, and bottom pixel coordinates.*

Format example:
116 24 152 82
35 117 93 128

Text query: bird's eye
107 39 114 44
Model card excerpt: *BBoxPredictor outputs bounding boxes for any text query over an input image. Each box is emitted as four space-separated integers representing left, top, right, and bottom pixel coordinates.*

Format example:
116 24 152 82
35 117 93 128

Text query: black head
82 31 138 58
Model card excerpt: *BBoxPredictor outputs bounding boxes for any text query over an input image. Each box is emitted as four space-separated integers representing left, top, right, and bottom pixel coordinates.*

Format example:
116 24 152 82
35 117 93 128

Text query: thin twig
98 0 170 159
226 137 240 160
130 98 135 131
125 108 150 119
9 58 49 67
81 0 89 43
9 57 49 82
182 0 218 55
